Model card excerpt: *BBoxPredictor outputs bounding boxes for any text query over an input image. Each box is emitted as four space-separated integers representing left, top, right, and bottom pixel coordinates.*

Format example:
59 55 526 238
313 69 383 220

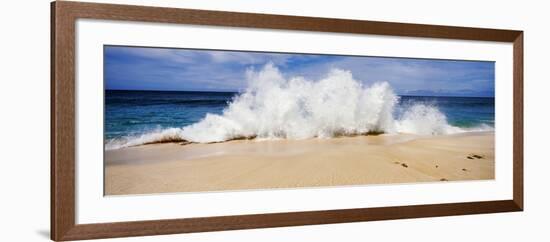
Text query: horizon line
105 89 495 98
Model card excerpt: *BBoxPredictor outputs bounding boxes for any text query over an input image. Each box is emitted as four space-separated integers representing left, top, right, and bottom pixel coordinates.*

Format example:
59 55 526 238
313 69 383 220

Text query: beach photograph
104 46 495 195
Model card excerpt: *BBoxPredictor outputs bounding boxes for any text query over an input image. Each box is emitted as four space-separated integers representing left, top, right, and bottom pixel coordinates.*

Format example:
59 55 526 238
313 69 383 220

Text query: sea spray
179 64 399 143
394 104 463 135
105 64 493 150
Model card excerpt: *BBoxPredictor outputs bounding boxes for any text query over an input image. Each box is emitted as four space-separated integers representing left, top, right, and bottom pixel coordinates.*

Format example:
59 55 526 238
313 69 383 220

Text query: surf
105 64 493 150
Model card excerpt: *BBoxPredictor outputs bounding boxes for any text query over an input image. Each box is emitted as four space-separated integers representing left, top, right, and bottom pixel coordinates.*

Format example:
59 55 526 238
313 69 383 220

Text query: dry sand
105 132 494 195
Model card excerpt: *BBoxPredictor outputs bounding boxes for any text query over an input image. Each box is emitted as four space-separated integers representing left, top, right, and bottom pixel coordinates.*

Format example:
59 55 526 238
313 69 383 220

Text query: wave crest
105 128 187 150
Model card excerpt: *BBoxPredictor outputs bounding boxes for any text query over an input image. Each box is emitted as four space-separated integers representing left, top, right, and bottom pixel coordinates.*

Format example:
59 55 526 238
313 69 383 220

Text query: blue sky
105 46 495 97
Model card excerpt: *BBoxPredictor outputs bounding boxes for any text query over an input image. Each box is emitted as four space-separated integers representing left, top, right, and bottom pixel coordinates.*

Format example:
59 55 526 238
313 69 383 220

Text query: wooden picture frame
51 1 523 241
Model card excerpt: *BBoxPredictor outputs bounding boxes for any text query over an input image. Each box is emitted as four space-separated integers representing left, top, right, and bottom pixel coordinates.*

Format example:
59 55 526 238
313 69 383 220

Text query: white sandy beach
105 131 494 195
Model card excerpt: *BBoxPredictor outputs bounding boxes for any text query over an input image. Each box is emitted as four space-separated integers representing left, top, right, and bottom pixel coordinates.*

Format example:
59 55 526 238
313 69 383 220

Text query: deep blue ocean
105 90 494 141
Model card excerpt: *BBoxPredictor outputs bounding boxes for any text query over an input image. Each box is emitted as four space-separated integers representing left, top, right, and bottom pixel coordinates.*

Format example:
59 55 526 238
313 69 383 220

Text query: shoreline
105 131 495 195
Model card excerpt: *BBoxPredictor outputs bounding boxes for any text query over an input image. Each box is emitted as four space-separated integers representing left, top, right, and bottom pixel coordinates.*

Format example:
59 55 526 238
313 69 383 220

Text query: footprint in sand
394 162 408 168
467 154 484 159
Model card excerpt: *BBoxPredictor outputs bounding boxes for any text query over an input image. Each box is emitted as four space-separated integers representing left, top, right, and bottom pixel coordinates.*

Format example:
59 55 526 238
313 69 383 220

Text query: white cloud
208 51 290 65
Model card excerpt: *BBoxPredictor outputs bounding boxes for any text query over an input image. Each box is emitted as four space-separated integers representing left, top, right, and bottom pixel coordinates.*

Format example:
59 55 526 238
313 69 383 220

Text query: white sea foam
395 104 463 135
105 64 493 150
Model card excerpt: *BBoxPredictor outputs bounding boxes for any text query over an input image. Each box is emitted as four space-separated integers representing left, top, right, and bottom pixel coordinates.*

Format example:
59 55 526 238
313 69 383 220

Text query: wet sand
105 132 494 195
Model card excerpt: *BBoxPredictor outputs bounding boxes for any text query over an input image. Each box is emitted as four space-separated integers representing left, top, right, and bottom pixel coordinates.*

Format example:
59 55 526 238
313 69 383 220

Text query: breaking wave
105 64 493 150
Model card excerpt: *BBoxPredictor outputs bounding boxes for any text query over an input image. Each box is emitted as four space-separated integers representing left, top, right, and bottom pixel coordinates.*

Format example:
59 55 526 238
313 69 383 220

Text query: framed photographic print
51 1 523 241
